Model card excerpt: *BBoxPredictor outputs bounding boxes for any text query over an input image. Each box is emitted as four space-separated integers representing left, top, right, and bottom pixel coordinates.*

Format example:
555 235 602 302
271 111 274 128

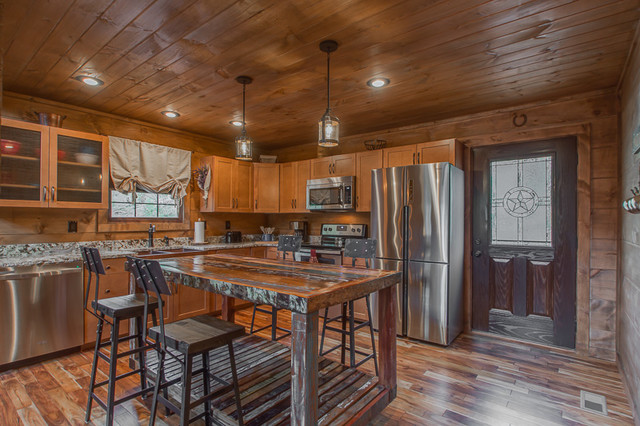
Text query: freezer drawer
406 261 456 345
370 258 404 335
0 263 83 365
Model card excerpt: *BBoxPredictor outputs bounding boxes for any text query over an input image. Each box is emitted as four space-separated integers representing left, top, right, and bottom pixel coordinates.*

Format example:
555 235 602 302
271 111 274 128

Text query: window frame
108 187 184 222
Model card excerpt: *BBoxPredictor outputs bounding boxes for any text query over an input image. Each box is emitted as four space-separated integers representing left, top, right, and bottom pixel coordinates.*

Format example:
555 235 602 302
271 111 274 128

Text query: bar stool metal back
130 258 245 426
319 238 379 374
250 235 301 341
81 247 158 425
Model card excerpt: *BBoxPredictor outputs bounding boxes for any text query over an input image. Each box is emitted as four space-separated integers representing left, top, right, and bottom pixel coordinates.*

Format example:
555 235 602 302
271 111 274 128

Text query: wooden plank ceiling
2 0 639 150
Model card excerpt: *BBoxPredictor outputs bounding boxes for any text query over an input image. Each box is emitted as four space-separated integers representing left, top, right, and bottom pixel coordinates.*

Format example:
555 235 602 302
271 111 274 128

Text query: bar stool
129 258 245 426
249 235 301 341
81 247 159 425
319 238 379 374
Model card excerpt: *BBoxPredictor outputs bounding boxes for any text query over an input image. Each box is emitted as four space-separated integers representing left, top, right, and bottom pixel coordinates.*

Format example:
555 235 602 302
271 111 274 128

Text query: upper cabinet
356 150 383 212
0 118 108 209
254 163 279 213
310 153 356 179
280 160 309 213
200 156 253 213
383 145 417 168
417 139 462 167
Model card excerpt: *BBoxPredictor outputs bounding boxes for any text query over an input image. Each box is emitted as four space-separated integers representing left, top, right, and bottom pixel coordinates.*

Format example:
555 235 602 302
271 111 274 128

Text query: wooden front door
472 138 577 349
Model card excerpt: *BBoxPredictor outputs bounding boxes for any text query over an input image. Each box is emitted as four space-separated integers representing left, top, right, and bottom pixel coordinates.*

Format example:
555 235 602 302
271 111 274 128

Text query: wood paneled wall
273 90 620 362
0 93 267 244
266 212 371 237
618 26 640 422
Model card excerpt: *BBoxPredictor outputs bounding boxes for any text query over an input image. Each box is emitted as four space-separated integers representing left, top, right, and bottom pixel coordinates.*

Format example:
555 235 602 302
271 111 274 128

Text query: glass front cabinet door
0 118 49 207
49 127 108 208
0 118 109 208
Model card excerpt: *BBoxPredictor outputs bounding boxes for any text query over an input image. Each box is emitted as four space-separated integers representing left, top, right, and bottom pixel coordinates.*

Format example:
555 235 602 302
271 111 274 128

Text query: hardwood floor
0 308 634 425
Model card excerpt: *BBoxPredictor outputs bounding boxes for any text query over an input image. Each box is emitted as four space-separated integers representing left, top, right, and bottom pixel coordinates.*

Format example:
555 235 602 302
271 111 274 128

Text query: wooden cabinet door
332 153 356 176
213 157 234 211
83 258 130 344
417 139 461 167
265 247 278 259
48 127 109 209
254 163 279 212
233 160 253 212
383 145 417 168
279 162 296 212
311 157 332 179
356 151 383 212
0 118 49 208
295 160 310 212
173 285 211 321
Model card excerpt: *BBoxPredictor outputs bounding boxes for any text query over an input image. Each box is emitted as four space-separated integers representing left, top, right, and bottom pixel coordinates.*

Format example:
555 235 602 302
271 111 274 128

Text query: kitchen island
157 253 400 425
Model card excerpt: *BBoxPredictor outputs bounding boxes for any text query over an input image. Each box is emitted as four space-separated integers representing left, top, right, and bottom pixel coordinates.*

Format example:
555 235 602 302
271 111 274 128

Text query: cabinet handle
417 152 420 163
291 199 293 208
412 153 415 164
51 186 55 201
105 289 111 294
356 195 359 208
43 186 48 201
333 163 336 174
328 163 331 174
294 199 297 209
255 199 258 209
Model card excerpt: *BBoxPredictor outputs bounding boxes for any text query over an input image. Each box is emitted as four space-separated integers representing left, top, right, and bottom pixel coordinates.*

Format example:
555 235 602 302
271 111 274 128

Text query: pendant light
234 76 253 161
318 40 339 147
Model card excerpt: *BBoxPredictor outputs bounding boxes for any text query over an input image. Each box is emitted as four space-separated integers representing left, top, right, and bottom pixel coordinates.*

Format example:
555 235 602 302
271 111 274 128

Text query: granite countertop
0 238 278 268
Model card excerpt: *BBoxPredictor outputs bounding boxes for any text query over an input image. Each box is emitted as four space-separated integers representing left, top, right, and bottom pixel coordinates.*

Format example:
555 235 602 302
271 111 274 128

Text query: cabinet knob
473 250 482 258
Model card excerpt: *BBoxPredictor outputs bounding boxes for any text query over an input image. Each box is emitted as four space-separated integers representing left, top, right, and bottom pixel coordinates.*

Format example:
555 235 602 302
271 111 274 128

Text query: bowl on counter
1 139 21 155
75 153 99 165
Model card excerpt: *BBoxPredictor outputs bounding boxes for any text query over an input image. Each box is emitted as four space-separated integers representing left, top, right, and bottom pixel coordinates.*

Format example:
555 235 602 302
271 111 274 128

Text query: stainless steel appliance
306 176 355 211
289 221 309 241
296 223 367 264
371 162 463 345
0 262 84 365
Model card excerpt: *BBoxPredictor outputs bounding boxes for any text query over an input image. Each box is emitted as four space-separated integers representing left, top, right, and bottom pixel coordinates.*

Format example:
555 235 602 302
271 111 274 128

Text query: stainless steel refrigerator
371 162 464 345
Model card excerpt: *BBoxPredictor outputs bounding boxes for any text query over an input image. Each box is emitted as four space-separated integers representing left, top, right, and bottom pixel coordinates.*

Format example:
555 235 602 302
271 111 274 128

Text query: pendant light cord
242 82 247 135
326 50 331 112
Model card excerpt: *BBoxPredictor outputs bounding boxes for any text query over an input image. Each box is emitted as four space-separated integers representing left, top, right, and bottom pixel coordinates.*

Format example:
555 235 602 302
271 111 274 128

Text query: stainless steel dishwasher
0 262 84 365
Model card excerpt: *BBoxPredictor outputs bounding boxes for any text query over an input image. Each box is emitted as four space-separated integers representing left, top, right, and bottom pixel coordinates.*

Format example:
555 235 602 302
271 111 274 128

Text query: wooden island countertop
156 253 401 425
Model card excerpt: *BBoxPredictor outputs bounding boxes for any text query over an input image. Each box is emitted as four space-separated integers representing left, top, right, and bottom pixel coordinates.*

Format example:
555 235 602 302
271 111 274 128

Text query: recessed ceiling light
161 110 180 118
229 120 244 127
74 75 104 86
367 77 390 88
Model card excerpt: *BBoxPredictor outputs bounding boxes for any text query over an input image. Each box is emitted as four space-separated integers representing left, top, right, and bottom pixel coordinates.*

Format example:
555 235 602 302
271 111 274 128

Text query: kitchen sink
134 247 203 258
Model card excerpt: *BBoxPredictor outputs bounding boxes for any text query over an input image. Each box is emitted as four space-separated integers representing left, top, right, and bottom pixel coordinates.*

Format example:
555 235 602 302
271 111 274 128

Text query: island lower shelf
145 334 391 425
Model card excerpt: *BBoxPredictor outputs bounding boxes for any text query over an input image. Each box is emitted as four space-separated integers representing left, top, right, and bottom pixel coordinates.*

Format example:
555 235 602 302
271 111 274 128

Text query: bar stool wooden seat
249 235 301 341
129 257 245 426
319 238 379 374
81 247 159 425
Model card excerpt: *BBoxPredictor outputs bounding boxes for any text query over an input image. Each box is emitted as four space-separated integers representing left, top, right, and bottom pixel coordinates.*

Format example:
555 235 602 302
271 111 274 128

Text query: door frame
463 124 591 355
471 137 577 348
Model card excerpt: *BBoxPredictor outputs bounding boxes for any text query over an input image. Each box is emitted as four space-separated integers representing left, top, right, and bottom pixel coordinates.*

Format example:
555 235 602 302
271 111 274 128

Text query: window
490 155 552 247
110 189 181 220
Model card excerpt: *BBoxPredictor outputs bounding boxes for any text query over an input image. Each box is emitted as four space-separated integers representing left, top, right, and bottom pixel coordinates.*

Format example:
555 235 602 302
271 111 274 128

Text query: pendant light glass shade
318 110 340 147
234 76 253 161
318 40 339 147
235 133 253 160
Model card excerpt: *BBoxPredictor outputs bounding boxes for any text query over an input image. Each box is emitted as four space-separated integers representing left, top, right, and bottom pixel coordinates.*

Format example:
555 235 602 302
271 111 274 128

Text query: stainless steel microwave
306 176 355 211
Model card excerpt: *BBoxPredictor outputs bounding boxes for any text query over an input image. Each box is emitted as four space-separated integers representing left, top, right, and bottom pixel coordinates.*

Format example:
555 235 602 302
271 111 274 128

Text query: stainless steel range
296 223 367 264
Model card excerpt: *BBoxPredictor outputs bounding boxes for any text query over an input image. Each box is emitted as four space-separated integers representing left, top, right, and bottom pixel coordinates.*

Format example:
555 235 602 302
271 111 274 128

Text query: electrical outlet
225 220 231 230
68 221 78 233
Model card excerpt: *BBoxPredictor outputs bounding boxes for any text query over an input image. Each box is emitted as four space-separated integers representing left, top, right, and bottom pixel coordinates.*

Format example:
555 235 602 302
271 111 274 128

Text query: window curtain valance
109 136 191 204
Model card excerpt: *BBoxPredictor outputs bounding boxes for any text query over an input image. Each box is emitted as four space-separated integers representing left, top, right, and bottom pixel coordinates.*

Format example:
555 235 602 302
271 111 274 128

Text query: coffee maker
289 221 308 241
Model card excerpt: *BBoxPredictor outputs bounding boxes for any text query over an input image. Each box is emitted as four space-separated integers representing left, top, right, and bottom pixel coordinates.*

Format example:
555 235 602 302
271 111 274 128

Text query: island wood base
145 334 392 425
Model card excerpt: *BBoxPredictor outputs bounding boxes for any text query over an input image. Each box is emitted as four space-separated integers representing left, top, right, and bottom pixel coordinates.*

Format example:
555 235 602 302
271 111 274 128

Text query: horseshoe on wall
512 112 527 127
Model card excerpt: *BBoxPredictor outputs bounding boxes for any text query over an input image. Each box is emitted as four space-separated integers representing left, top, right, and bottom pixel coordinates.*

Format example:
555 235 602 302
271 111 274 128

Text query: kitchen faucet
148 224 156 248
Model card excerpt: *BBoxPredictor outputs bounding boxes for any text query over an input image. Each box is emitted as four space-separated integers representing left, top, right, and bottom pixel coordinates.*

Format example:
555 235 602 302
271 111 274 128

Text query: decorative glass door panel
490 156 552 247
50 129 107 207
0 120 47 205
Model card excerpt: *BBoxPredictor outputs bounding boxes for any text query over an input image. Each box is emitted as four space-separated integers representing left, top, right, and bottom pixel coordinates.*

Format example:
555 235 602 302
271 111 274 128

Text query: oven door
306 184 345 210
